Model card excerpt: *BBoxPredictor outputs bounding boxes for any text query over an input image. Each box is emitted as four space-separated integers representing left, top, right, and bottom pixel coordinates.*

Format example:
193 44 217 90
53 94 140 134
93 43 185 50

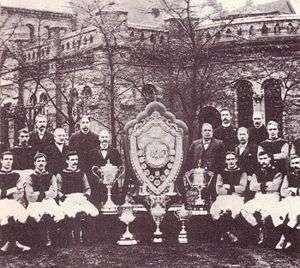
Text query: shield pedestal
123 101 189 242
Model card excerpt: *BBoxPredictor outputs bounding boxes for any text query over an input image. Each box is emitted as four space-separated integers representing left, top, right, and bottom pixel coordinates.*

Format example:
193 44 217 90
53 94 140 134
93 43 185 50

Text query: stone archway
262 78 283 129
234 80 253 128
198 106 221 130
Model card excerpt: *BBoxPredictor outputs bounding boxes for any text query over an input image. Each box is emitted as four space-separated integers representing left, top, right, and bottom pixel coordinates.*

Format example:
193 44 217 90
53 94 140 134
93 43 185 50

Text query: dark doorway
263 78 283 130
235 80 253 128
198 106 221 130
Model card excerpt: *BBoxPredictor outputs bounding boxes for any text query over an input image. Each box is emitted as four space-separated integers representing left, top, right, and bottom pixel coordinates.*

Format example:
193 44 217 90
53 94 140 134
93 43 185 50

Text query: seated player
25 153 65 247
241 151 283 245
0 151 30 253
57 151 99 244
210 151 247 243
271 156 300 250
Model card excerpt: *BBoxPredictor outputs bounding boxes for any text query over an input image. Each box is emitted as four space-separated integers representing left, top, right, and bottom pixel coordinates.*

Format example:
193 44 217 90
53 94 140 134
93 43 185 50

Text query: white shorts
27 198 65 223
0 199 28 226
241 193 280 226
210 195 244 220
271 196 300 228
59 193 99 218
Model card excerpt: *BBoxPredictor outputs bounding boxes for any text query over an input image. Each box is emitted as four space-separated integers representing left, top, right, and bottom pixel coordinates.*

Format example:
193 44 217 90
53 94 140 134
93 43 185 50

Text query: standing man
248 112 268 145
12 128 35 170
235 127 259 175
241 151 283 245
29 114 54 155
69 115 99 171
214 109 237 151
45 128 69 175
187 123 225 202
0 151 30 253
57 151 99 244
87 129 122 206
25 153 65 247
259 121 289 174
210 151 247 243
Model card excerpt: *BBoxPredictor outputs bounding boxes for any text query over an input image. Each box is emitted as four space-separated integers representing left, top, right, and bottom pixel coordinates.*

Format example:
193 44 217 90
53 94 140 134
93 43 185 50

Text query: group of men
188 109 300 250
0 114 122 253
0 109 299 253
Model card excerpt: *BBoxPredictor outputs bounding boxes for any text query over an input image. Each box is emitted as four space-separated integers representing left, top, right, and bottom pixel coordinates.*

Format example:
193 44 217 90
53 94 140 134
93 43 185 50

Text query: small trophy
174 204 192 243
117 196 138 246
92 160 125 214
150 199 166 243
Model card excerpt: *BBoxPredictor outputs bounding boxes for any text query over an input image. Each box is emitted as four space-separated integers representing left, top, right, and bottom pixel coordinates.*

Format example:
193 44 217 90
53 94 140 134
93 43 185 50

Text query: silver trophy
92 160 125 214
184 167 213 209
174 204 192 243
117 196 138 246
150 197 167 243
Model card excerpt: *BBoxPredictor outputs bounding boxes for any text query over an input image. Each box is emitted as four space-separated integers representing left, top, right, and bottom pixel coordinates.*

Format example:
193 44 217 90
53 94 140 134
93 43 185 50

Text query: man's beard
20 141 27 146
38 126 46 131
254 123 261 128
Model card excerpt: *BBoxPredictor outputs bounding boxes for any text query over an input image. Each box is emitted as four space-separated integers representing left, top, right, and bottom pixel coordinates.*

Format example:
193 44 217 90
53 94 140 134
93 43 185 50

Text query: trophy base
153 237 163 243
178 235 188 244
117 239 138 246
101 206 118 215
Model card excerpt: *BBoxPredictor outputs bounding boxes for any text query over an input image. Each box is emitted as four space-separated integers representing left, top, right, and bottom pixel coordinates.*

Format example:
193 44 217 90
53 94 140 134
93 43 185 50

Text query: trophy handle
91 165 103 183
116 165 125 188
184 169 195 188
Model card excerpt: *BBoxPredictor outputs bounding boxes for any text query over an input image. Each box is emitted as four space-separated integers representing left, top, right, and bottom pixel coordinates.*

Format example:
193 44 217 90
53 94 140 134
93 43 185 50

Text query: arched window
263 79 283 129
150 34 156 43
39 92 48 103
29 94 37 106
198 106 221 131
141 84 157 103
234 80 253 128
82 85 92 97
26 24 35 41
89 35 94 43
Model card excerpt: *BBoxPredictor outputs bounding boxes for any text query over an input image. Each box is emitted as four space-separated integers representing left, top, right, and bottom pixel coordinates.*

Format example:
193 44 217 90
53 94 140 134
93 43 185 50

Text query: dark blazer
248 125 268 145
12 145 35 170
213 125 237 151
186 138 225 173
69 130 99 171
235 143 259 175
45 143 69 175
28 130 54 155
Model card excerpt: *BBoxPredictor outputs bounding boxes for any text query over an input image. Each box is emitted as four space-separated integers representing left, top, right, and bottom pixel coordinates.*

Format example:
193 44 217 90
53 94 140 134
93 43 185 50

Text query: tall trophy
117 196 138 246
150 197 167 243
174 204 192 243
92 160 125 214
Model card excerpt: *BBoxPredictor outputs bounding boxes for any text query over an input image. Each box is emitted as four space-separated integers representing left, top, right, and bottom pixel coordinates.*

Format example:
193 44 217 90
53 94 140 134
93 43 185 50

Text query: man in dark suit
235 127 259 176
45 128 69 175
187 123 225 202
29 114 54 155
12 128 35 170
248 111 268 145
86 129 122 206
213 109 237 151
69 115 99 171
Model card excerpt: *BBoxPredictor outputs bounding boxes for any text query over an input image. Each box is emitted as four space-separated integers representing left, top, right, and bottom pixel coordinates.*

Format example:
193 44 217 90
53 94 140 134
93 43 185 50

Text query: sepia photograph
0 0 299 267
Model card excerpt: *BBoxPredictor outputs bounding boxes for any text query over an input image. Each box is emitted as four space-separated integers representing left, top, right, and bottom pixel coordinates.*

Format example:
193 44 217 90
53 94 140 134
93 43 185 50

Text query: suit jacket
69 130 99 171
213 125 237 151
248 125 268 145
45 143 69 175
235 143 259 175
12 145 35 170
186 138 225 173
29 130 54 155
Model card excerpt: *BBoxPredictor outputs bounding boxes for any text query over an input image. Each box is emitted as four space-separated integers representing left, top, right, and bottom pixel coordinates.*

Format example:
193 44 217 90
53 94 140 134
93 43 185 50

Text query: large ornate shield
124 102 188 196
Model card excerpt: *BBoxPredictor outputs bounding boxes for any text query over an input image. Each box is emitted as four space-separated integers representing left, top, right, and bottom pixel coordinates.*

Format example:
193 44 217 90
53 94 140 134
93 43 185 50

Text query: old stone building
0 0 299 147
